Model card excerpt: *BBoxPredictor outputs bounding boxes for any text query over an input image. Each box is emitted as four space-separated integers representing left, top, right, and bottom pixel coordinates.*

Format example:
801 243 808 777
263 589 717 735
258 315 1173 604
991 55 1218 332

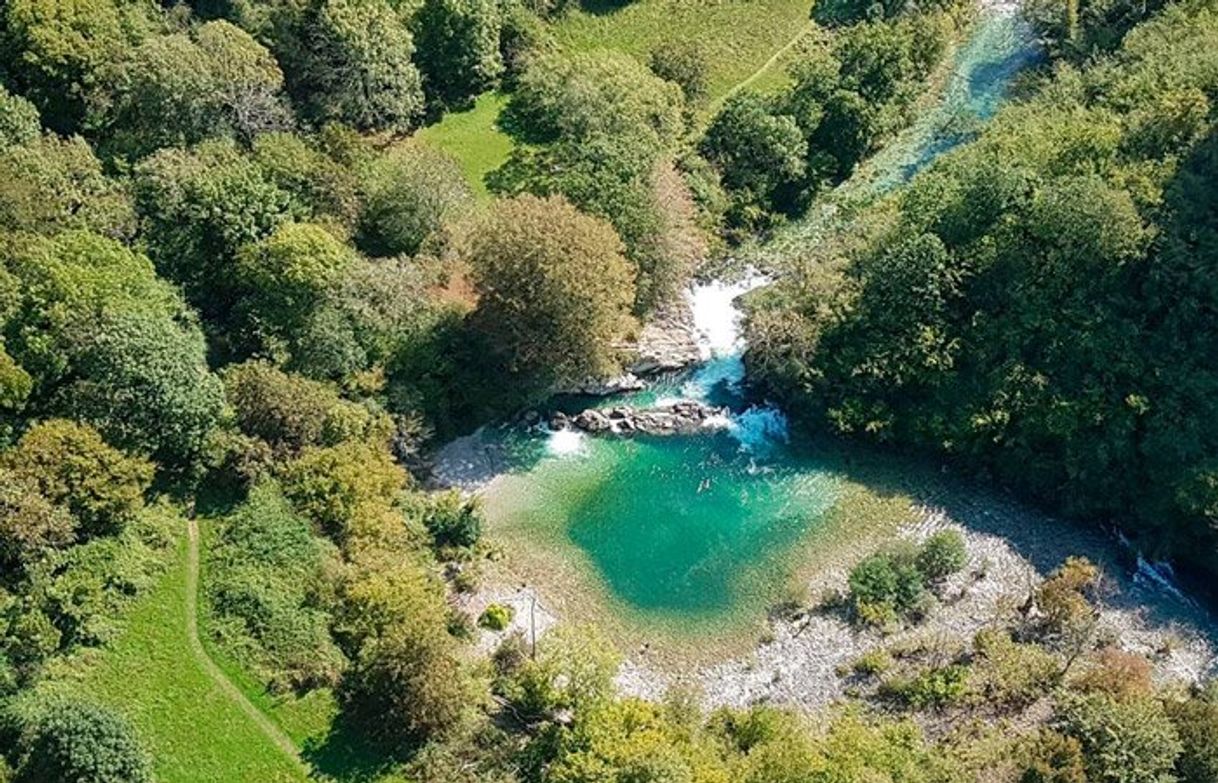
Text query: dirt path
714 22 816 108
185 518 311 778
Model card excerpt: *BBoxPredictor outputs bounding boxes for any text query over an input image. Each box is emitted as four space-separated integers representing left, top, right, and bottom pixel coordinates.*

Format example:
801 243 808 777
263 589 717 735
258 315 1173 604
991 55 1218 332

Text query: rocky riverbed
468 490 1218 715
553 400 728 437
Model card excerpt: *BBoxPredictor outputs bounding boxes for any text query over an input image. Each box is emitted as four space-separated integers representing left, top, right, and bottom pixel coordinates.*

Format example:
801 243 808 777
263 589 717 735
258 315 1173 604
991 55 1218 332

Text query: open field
418 0 816 193
416 92 514 198
552 0 815 100
66 530 310 783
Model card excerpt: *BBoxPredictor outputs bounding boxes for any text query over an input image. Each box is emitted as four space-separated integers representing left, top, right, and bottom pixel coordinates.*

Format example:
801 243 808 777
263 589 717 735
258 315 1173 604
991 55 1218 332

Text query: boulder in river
568 401 728 437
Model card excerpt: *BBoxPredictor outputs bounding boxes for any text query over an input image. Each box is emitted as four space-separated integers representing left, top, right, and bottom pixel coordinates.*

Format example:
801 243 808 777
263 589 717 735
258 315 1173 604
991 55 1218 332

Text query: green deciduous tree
2 231 224 467
133 139 302 316
14 698 152 783
0 135 135 240
108 20 288 157
411 0 503 107
235 221 355 346
357 142 472 257
223 361 386 454
1 0 152 133
2 419 151 538
649 39 710 103
504 51 684 148
701 91 807 213
302 0 425 133
467 195 636 387
62 309 225 466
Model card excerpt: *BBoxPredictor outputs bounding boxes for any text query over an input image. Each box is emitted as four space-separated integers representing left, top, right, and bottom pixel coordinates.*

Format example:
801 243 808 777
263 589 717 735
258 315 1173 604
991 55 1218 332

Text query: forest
0 0 1216 779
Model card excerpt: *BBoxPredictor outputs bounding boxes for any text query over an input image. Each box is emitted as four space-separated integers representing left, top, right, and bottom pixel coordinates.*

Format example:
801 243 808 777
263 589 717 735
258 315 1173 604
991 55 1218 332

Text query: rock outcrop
553 400 728 437
627 301 702 374
564 373 647 396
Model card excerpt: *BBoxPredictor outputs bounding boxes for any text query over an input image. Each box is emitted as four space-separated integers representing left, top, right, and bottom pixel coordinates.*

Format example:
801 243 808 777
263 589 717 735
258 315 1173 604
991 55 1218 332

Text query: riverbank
457 435 1217 706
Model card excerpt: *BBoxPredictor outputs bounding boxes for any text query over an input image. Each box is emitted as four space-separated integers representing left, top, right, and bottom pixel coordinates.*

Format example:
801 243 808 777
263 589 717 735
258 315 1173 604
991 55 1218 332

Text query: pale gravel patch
613 501 1218 712
459 582 559 656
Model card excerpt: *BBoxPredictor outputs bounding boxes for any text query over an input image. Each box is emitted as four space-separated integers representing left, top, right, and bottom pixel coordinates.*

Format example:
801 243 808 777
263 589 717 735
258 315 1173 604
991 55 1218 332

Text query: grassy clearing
416 92 513 199
552 0 815 100
65 529 310 783
417 0 816 190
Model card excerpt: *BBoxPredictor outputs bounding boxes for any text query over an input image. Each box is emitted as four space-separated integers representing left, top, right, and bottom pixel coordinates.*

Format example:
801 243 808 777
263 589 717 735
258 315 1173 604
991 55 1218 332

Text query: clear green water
757 8 1043 262
453 7 1042 625
490 427 837 617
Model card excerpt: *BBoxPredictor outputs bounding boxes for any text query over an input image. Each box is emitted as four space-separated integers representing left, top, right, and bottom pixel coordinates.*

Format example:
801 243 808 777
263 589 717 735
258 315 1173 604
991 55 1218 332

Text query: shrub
849 553 900 607
916 530 966 583
847 547 926 623
15 699 152 783
419 491 483 549
850 649 894 677
649 40 710 103
881 663 969 710
2 420 152 539
0 472 75 575
971 628 1060 708
1075 648 1153 701
478 603 513 631
1057 692 1182 783
1020 730 1088 783
208 483 346 691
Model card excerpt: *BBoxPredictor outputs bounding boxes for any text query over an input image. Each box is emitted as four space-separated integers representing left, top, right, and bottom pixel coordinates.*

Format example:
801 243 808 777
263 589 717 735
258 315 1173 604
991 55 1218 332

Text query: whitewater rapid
545 270 789 457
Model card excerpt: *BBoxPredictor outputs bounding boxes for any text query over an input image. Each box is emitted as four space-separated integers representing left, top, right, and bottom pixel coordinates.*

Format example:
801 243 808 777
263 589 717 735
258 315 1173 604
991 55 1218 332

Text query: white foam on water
701 412 734 431
1118 531 1195 606
686 271 770 361
681 270 770 403
546 427 586 457
728 406 790 453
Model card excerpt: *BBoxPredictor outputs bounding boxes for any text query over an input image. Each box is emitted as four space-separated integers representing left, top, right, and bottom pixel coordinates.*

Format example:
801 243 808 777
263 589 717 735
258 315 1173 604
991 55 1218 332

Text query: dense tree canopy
467 195 636 387
1 0 1217 779
746 0 1218 581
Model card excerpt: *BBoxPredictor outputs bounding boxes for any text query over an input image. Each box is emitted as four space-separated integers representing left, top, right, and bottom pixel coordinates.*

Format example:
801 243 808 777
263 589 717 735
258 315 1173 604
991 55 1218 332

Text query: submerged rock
569 400 728 437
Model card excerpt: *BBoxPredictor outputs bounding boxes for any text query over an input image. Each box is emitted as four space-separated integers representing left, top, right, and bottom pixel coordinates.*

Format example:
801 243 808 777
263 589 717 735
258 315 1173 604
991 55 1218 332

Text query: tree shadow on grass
578 0 634 15
302 712 408 783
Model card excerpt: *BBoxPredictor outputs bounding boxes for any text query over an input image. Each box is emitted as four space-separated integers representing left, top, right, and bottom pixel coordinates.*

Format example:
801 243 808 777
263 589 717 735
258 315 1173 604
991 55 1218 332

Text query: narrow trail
714 22 816 108
185 518 312 778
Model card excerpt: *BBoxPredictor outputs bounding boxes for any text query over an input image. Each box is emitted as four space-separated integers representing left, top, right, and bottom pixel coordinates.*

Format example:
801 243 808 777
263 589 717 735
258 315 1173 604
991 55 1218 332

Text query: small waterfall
683 271 790 452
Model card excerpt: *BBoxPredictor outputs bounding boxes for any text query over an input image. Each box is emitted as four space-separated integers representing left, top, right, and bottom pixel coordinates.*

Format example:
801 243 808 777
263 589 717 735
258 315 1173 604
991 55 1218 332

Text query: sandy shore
465 480 1217 713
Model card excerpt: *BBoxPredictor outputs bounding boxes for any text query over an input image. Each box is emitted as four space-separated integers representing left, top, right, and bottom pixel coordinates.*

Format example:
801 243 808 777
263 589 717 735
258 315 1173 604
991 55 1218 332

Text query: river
436 1 1047 629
